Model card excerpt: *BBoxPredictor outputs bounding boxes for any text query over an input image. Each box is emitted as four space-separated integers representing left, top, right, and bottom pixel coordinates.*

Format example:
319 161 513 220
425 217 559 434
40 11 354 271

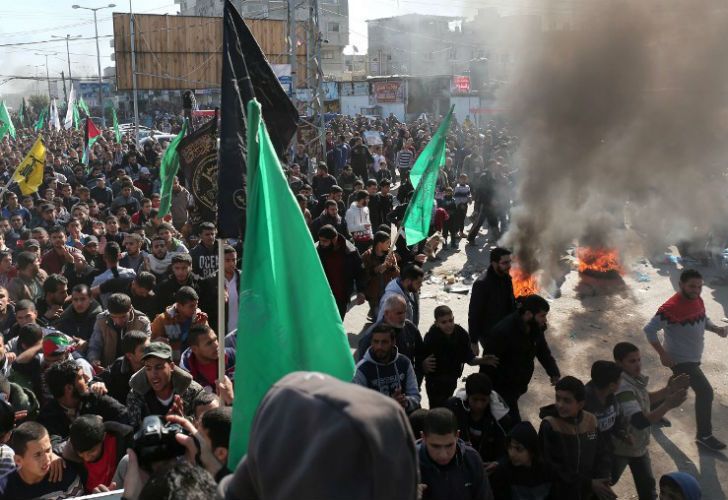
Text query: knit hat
507 421 539 456
42 333 75 358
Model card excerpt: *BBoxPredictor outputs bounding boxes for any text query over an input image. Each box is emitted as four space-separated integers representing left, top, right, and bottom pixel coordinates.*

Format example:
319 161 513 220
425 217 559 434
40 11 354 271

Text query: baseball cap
83 235 99 246
23 239 40 250
141 342 173 362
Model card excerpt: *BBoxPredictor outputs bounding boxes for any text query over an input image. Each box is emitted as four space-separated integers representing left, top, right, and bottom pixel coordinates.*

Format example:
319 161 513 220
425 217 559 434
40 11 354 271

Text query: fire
511 267 540 298
577 247 623 274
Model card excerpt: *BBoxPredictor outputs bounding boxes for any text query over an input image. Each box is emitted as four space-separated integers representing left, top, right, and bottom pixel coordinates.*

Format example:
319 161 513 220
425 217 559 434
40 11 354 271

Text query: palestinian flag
82 117 101 165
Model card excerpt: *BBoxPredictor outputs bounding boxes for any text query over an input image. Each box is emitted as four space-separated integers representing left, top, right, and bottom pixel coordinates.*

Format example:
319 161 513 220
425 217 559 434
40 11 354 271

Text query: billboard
451 75 471 94
372 81 404 103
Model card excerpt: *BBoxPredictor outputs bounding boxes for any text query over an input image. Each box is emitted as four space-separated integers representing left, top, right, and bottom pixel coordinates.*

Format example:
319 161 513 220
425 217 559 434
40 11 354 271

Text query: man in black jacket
315 225 366 319
38 359 131 445
54 284 102 343
468 247 516 354
155 254 203 312
483 295 560 422
95 330 149 405
310 200 351 241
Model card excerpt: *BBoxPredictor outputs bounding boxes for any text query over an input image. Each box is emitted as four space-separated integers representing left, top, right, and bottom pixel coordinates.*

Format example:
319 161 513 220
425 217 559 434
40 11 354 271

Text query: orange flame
511 267 540 298
577 247 623 274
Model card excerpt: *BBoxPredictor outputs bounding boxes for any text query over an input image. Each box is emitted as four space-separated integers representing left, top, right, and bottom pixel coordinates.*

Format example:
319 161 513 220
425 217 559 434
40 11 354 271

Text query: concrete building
175 0 350 78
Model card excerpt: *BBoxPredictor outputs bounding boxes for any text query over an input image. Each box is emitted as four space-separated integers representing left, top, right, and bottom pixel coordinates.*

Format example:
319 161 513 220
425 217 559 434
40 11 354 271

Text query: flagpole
217 237 226 388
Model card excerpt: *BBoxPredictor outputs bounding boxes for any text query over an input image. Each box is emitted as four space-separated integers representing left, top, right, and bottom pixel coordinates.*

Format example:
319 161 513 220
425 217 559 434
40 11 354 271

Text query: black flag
217 0 298 238
179 116 218 229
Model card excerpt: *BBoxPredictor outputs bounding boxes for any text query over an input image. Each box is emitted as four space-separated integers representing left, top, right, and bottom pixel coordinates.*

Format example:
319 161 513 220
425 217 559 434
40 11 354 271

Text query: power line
0 35 112 48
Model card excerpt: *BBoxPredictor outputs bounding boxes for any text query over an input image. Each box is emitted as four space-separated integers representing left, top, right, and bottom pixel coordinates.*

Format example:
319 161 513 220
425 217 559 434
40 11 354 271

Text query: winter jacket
315 237 365 305
179 347 235 391
310 212 351 241
612 372 652 458
377 277 421 327
7 270 47 303
87 309 152 367
199 270 240 335
361 248 400 306
312 173 338 199
61 420 133 485
483 312 560 398
368 192 395 229
345 203 373 241
155 272 204 312
95 356 136 406
38 392 131 445
190 242 219 279
126 365 204 428
54 300 103 341
353 347 421 413
422 324 474 378
468 266 516 345
538 406 610 500
151 304 208 362
488 456 552 500
418 439 494 500
356 319 424 384
447 389 513 463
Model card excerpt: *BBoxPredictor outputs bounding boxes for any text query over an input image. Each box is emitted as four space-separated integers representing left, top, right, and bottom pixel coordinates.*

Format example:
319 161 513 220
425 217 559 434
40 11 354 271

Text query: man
155 253 202 310
467 169 496 246
376 265 424 327
38 359 130 443
131 197 153 227
190 222 218 278
120 233 147 274
483 294 560 422
310 199 351 240
91 242 136 301
312 185 346 219
36 204 58 232
418 408 493 500
200 245 239 335
55 284 102 342
96 330 150 406
87 293 152 368
90 177 114 209
350 136 373 181
146 235 174 279
170 177 193 230
1 192 31 225
644 268 728 451
36 274 68 327
612 342 689 500
353 324 421 413
368 179 394 229
468 247 516 353
40 226 83 275
345 190 374 253
7 251 46 303
357 294 425 384
111 182 141 215
104 216 126 246
312 163 338 199
293 142 311 177
95 271 159 321
126 342 205 428
1 422 84 499
151 286 208 362
332 134 350 175
179 324 235 392
315 225 366 319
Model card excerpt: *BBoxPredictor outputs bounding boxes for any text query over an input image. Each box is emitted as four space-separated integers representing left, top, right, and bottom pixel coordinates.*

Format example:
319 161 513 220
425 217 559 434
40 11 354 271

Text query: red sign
452 76 471 93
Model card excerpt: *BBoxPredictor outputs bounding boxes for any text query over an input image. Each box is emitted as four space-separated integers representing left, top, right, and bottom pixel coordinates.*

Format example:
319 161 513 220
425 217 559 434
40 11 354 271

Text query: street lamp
51 34 82 83
34 52 58 102
72 3 116 126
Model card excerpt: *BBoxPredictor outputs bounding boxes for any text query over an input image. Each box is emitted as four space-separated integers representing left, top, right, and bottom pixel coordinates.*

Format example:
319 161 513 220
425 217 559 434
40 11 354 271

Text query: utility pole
287 0 297 103
130 0 140 145
309 0 326 160
34 53 55 102
61 71 68 103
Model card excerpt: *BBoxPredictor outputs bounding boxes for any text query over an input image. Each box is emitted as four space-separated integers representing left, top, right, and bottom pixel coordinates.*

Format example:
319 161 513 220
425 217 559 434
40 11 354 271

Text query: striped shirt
396 149 415 169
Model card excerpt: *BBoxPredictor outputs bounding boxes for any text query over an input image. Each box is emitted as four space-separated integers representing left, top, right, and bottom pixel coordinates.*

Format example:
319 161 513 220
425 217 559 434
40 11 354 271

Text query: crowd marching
0 98 714 500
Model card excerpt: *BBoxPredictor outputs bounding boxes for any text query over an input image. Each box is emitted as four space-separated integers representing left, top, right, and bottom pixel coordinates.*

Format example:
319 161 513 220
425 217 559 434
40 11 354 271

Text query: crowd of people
0 104 712 500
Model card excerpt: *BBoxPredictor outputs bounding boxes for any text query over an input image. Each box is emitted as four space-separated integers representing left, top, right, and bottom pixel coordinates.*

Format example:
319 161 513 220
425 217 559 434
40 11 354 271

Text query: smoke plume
499 0 728 281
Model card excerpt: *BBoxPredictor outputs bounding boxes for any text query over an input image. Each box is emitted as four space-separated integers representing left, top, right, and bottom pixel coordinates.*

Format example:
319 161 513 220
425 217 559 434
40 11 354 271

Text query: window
322 50 335 60
328 22 340 33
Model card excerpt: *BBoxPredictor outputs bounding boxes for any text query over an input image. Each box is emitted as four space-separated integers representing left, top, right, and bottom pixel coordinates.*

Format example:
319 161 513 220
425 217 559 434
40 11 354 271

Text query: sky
0 0 498 95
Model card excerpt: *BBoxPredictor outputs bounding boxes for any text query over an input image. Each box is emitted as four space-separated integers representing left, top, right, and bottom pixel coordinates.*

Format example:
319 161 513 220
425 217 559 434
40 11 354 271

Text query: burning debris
511 266 540 298
577 247 624 279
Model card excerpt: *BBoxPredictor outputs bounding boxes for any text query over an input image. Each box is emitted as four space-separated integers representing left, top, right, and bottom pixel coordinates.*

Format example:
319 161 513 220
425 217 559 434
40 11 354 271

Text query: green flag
34 108 47 132
112 107 122 143
0 102 16 140
72 102 81 129
227 99 355 468
78 96 90 116
18 98 25 127
158 120 189 217
401 105 454 245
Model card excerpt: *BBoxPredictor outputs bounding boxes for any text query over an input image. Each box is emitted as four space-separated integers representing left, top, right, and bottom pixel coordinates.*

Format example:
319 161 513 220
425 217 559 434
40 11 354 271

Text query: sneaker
697 435 727 451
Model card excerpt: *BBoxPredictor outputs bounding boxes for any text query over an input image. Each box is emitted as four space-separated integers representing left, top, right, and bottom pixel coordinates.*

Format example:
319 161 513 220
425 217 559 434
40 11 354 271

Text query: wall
340 95 370 116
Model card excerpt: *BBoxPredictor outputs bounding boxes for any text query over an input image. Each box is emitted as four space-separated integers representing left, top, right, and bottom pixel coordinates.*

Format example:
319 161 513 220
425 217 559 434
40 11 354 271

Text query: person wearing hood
346 190 374 254
418 407 494 500
310 199 351 241
315 225 366 319
215 371 418 500
483 294 560 423
447 373 512 464
179 324 235 392
54 284 102 343
489 421 552 500
468 247 516 354
150 286 208 362
126 342 204 429
538 376 614 500
353 324 421 414
659 472 701 500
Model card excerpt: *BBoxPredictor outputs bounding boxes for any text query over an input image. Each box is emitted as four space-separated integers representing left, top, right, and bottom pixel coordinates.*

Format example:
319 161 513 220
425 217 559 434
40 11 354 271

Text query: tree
28 95 49 115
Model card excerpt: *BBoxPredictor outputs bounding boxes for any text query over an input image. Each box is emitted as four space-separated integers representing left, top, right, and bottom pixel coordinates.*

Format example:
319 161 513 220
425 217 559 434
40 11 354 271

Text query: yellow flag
12 136 46 195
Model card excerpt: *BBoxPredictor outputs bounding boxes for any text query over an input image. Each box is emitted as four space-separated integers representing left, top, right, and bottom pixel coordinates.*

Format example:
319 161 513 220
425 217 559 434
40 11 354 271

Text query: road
344 231 728 499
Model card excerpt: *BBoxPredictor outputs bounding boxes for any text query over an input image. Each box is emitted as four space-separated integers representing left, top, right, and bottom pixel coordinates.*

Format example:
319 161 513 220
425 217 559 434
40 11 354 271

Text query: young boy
453 173 472 238
538 376 614 500
612 342 689 500
66 414 133 493
423 306 499 408
584 360 622 437
489 421 552 500
2 422 84 499
418 407 493 500
446 373 512 464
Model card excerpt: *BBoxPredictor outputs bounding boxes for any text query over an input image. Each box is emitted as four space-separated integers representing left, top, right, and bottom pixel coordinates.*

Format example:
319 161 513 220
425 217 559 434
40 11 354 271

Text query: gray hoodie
353 347 421 413
218 371 419 500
